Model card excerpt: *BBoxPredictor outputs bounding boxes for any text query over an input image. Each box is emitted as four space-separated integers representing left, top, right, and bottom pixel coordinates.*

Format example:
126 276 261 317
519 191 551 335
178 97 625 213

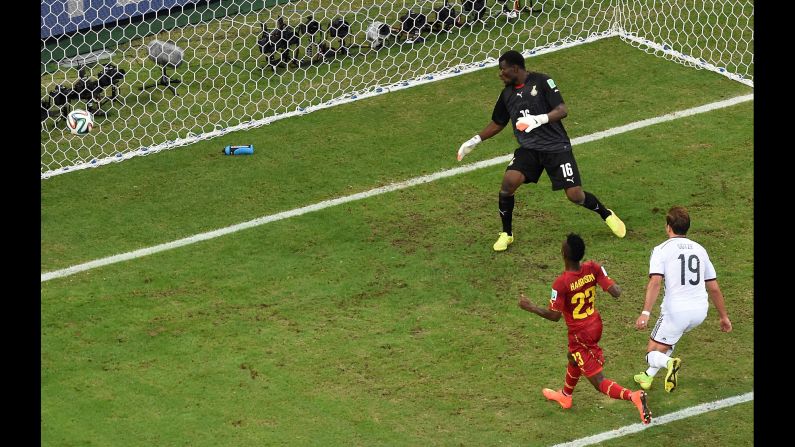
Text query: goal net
615 1 753 86
40 0 753 179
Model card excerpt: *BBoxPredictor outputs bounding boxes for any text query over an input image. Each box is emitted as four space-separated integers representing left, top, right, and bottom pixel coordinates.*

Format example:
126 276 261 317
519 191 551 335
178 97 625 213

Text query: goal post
40 1 753 179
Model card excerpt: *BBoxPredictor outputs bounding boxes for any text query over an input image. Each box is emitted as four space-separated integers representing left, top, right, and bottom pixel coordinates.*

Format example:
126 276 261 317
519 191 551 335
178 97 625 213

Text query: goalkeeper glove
516 114 549 133
457 135 482 161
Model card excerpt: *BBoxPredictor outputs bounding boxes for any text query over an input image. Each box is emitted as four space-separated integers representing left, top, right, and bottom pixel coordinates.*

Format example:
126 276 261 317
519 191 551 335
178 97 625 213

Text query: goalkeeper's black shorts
506 147 582 191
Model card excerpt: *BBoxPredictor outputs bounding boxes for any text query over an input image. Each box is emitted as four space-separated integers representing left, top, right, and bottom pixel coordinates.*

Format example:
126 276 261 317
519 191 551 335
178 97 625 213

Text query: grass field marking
574 93 753 146
549 391 754 447
616 29 754 88
40 93 753 283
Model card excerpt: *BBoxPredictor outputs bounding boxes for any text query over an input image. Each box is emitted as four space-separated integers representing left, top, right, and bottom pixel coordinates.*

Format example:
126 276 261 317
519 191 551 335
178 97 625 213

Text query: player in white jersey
633 206 732 392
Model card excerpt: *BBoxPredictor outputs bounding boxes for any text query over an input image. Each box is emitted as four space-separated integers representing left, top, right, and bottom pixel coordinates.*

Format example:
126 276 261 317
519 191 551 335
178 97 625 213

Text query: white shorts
649 308 708 346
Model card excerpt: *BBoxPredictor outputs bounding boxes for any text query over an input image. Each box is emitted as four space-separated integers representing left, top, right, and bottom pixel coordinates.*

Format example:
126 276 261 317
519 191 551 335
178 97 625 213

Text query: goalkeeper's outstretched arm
478 120 507 140
457 121 506 161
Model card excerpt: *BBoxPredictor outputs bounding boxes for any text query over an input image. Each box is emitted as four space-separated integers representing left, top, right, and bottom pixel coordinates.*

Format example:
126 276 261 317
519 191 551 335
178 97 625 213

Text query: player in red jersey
518 233 652 424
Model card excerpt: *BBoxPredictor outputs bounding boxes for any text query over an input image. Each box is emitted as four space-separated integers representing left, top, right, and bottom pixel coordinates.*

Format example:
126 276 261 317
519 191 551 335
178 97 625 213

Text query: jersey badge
531 85 538 96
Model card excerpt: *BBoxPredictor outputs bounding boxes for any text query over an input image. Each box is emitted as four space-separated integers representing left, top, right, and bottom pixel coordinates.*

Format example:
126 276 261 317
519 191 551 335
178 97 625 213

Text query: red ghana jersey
549 261 616 332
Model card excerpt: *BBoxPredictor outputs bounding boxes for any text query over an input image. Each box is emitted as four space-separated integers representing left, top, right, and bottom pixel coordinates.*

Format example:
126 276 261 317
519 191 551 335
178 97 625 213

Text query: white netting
41 1 752 179
615 0 753 86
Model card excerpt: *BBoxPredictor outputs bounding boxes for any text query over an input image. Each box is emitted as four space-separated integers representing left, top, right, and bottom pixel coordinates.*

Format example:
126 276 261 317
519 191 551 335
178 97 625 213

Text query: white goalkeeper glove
457 135 482 161
516 114 549 133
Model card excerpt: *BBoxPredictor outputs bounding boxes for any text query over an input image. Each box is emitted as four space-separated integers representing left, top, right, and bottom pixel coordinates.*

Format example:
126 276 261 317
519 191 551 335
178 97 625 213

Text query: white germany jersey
649 237 716 312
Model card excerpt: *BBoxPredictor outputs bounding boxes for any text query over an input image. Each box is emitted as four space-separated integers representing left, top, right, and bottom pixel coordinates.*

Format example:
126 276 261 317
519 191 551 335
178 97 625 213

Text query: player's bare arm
636 275 662 329
607 283 621 298
706 280 732 332
546 102 568 122
518 293 562 322
517 103 569 132
479 121 506 140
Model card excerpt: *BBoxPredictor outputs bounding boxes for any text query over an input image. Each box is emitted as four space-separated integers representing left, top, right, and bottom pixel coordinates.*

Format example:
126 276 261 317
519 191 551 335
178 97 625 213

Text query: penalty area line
549 391 754 447
41 94 753 283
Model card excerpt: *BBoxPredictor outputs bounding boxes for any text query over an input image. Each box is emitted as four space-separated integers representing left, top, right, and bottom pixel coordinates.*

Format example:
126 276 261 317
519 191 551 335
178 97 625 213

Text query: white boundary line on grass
41 93 753 283
549 391 754 447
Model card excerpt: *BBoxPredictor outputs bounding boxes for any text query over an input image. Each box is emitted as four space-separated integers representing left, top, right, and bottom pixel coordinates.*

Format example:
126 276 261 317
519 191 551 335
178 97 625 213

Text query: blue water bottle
223 144 254 155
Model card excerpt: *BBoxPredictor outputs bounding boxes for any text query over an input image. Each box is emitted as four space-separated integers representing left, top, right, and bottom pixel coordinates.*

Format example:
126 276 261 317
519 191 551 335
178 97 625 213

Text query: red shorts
567 321 605 377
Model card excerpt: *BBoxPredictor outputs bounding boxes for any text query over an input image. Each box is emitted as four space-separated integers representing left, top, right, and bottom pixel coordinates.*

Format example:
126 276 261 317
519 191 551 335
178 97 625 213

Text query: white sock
644 349 673 377
647 350 672 369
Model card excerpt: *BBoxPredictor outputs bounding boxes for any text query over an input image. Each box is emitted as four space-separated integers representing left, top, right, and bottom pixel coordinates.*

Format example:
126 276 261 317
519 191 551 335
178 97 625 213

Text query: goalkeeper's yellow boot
542 388 572 409
664 358 682 392
634 372 653 390
493 232 514 251
605 209 626 238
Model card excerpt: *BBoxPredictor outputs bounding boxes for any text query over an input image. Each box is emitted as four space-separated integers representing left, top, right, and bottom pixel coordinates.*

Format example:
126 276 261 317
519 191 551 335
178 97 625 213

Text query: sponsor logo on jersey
547 78 557 89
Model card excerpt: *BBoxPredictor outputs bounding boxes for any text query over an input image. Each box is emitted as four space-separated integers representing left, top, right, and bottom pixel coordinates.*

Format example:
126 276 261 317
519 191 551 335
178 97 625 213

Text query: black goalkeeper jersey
491 72 571 153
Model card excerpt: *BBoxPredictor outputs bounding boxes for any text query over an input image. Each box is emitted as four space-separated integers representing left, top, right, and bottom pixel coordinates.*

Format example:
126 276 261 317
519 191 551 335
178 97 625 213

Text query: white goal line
40 93 753 283
550 391 754 447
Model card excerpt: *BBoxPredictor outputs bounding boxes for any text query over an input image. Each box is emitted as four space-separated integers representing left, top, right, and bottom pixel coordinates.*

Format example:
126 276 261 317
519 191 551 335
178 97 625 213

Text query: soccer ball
66 109 94 135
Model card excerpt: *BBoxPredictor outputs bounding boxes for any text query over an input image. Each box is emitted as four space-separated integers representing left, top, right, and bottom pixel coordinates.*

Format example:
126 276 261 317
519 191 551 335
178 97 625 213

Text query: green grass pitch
41 37 753 446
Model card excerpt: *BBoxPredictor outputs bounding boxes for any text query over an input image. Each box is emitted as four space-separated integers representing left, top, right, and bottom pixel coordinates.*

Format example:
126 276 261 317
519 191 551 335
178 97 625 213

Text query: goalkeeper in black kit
456 50 626 251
